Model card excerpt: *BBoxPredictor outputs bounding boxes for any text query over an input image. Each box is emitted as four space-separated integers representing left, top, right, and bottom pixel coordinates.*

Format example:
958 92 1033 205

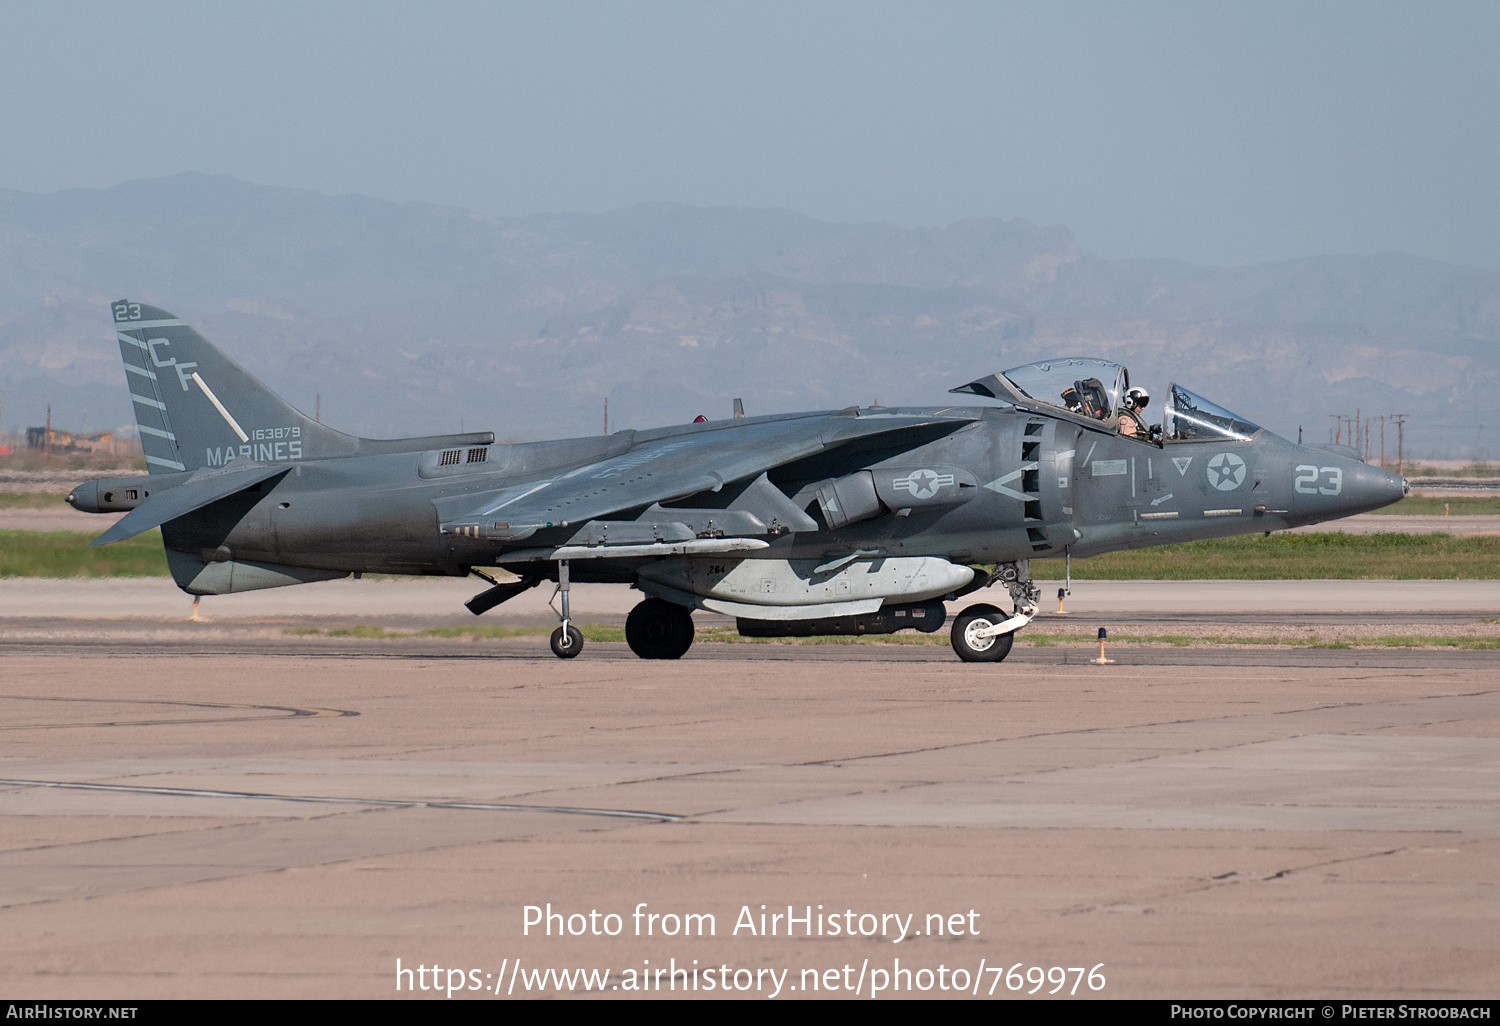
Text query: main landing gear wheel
550 624 584 659
951 603 1016 663
625 598 695 660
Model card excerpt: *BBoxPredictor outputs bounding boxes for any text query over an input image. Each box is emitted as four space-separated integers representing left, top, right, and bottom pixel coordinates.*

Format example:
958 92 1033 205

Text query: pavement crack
0 778 682 822
792 688 1498 768
1261 847 1406 882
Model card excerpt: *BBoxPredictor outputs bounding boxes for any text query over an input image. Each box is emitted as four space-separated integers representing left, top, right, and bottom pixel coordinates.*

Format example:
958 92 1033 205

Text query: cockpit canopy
1161 383 1259 441
950 358 1262 442
996 358 1130 421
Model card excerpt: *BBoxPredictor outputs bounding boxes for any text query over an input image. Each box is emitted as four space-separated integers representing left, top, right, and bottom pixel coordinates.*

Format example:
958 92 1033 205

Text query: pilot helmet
1123 387 1150 412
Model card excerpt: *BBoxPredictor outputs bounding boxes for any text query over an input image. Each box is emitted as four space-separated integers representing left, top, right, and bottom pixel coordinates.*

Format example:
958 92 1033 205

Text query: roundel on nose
1207 452 1246 491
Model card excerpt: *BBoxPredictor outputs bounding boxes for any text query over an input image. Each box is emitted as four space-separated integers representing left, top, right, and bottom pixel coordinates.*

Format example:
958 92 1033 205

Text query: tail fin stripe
110 300 374 473
118 319 185 331
191 373 250 442
115 310 192 472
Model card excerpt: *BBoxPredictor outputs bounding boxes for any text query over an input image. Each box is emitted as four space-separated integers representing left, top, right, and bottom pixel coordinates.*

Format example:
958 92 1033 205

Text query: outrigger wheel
625 598 696 660
549 557 584 659
950 603 1016 663
550 624 584 659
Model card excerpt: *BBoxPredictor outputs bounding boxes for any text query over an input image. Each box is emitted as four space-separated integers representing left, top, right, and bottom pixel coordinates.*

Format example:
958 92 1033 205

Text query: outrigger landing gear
549 559 583 659
625 597 695 660
950 562 1039 663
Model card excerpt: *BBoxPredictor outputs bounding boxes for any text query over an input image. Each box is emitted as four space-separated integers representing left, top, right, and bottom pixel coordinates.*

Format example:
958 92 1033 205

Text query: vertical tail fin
112 300 361 473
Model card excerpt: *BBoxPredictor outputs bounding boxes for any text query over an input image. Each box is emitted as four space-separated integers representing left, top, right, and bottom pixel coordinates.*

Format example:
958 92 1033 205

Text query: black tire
550 624 584 659
626 598 695 660
950 603 1016 663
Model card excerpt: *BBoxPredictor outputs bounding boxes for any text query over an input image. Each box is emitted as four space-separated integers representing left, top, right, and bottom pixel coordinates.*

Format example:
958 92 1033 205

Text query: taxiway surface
2 615 1497 998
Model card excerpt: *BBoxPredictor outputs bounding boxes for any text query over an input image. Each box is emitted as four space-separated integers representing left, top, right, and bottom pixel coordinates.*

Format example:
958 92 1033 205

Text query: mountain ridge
1 173 1493 454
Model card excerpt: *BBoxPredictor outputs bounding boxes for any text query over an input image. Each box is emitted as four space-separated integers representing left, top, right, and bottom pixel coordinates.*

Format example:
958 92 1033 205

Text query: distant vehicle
71 302 1407 661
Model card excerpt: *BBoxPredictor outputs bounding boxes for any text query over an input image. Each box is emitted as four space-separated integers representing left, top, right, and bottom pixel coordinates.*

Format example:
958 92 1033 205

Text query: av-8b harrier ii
70 301 1408 661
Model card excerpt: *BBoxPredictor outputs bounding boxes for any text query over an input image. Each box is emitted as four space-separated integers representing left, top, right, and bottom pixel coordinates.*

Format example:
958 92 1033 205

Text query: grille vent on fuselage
1023 421 1050 552
467 448 488 463
440 449 461 466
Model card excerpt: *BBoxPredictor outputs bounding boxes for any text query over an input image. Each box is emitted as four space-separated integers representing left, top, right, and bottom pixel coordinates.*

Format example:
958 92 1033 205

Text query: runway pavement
0 648 1495 1000
2 572 1498 999
4 575 1499 620
2 577 1496 665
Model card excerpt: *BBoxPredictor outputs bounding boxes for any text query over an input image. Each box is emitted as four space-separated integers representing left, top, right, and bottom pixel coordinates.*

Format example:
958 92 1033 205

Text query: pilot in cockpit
1117 387 1150 438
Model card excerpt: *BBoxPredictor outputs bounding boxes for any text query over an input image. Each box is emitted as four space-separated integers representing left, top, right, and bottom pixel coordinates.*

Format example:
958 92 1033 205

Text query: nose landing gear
951 604 1015 662
950 562 1039 663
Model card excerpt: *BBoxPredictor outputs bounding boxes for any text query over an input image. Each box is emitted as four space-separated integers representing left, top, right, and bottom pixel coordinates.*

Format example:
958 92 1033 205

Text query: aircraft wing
437 410 977 542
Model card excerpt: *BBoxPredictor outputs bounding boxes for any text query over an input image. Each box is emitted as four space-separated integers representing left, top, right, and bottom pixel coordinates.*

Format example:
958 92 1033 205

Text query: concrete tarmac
1 635 1497 998
4 576 1499 620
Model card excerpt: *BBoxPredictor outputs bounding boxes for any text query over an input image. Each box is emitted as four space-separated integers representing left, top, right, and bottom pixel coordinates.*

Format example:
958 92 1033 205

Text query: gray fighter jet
70 301 1408 661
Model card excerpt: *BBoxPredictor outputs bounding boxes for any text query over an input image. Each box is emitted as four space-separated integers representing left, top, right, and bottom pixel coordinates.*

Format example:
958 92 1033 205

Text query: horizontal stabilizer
91 463 290 546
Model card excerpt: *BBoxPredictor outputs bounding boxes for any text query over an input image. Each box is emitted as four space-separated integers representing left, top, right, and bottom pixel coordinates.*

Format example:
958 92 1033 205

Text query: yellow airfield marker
1092 626 1115 665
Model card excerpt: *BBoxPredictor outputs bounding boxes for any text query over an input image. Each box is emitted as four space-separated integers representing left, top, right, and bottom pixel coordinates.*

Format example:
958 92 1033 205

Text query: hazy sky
2 1 1497 268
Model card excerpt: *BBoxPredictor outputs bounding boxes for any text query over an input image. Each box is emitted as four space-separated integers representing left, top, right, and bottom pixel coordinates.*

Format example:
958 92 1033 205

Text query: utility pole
45 402 52 461
315 393 321 423
604 397 609 435
1330 414 1342 445
1391 414 1408 476
1379 415 1386 468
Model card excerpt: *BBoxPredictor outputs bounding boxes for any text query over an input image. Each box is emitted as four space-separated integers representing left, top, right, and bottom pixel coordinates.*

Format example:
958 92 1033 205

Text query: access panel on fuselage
1070 432 1273 554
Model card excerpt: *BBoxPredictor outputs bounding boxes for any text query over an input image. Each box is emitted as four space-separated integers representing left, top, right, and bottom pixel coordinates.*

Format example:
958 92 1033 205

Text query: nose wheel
950 604 1016 663
950 565 1041 663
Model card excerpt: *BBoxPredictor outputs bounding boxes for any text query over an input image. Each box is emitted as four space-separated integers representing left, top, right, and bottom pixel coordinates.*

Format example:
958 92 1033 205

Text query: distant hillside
1 173 1494 455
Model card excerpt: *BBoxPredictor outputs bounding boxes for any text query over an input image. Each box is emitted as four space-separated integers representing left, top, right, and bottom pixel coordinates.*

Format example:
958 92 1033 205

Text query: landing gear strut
950 562 1039 663
549 559 583 659
625 597 695 660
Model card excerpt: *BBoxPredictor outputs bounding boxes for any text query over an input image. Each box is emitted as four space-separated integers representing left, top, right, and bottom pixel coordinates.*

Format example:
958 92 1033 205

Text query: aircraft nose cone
1288 455 1406 528
1342 461 1408 514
